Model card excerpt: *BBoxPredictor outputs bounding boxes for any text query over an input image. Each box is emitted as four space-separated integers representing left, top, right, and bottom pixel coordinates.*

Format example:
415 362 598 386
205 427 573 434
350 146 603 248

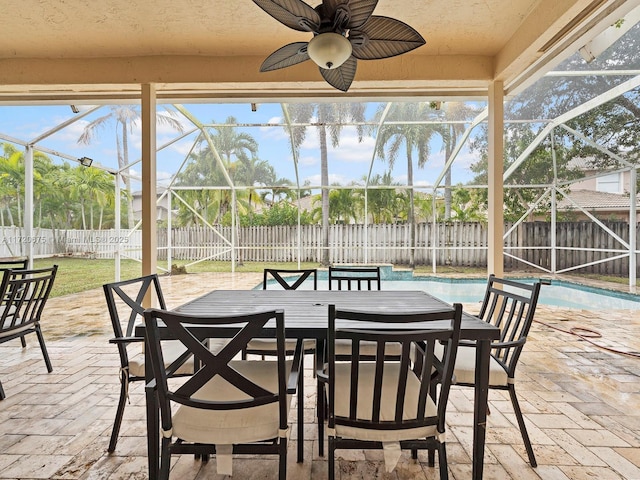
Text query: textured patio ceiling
0 0 637 102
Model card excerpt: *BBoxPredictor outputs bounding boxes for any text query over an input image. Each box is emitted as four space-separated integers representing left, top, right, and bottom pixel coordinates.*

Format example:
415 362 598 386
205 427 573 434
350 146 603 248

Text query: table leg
145 347 159 479
473 339 490 480
297 351 304 463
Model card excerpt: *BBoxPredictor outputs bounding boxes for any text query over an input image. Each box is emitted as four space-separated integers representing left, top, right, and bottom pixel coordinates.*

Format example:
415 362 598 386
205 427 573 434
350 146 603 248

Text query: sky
0 101 484 192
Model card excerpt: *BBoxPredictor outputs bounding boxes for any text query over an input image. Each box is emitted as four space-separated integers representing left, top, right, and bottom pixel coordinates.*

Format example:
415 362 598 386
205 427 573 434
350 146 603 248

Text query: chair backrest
327 303 462 436
144 308 290 435
477 275 541 374
328 266 381 291
0 265 58 336
103 274 167 340
263 268 318 290
0 258 28 271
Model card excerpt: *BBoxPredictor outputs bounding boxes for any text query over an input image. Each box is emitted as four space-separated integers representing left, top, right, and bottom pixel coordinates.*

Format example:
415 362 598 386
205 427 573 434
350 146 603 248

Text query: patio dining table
138 289 500 480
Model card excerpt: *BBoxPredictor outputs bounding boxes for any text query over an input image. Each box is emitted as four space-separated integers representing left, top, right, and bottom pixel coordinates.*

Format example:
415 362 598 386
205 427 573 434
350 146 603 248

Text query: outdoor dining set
101 265 542 480
0 261 542 480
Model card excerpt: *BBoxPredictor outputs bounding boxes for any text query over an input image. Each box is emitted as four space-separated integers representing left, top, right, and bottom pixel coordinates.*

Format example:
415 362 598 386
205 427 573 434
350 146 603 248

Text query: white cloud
298 155 318 167
327 130 375 163
303 173 348 186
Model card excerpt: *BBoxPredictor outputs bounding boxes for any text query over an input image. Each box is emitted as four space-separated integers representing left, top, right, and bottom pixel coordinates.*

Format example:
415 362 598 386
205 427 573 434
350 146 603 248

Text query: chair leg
428 447 435 467
438 442 449 480
508 384 537 467
0 379 5 400
20 336 27 348
108 380 129 452
317 380 325 457
279 437 287 480
35 325 53 372
159 437 172 480
328 437 336 480
297 355 304 463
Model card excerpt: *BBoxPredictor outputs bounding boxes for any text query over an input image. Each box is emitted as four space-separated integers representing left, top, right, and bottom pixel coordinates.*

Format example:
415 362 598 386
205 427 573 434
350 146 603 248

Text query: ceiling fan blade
253 0 321 32
321 0 378 29
351 16 425 60
260 42 310 72
320 56 357 91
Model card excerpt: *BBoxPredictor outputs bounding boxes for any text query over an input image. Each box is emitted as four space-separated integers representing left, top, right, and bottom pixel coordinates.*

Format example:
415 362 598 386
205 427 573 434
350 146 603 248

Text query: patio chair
0 258 28 271
0 258 28 296
328 265 381 291
0 265 58 400
449 275 542 467
244 268 318 359
324 303 462 479
143 307 302 480
103 274 195 453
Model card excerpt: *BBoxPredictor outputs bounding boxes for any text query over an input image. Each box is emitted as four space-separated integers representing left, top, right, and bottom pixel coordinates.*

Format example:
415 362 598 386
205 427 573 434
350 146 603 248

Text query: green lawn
33 258 322 298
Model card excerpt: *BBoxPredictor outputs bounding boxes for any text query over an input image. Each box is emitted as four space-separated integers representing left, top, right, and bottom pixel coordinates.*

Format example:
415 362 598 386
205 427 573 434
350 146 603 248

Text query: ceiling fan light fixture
307 32 352 69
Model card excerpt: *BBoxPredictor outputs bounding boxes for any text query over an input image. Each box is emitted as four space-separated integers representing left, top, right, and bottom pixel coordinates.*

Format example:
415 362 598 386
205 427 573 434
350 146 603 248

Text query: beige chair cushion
0 306 24 338
334 339 403 357
171 359 292 444
435 343 509 387
452 345 509 386
128 340 196 378
332 362 438 442
247 338 316 352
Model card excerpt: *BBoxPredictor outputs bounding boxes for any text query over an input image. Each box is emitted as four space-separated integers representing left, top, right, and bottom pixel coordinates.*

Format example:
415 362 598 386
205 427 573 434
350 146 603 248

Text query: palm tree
209 116 259 182
433 102 481 219
329 186 362 224
77 105 184 228
363 171 404 224
59 166 112 230
235 156 276 209
0 143 52 228
285 102 366 266
373 102 437 267
174 117 260 226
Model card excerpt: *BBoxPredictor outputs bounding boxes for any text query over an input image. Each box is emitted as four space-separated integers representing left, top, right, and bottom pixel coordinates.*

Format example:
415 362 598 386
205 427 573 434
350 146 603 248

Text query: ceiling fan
252 0 426 92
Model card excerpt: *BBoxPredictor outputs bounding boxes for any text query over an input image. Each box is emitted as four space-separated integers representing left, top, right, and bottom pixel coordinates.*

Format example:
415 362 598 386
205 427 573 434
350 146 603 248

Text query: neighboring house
557 189 640 222
558 158 639 222
568 157 635 194
131 186 172 221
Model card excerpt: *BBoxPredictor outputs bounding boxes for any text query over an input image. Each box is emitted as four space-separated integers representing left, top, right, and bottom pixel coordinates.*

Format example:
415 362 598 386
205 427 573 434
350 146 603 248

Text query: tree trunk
444 127 453 220
319 123 330 267
407 145 415 269
81 202 87 230
121 122 135 229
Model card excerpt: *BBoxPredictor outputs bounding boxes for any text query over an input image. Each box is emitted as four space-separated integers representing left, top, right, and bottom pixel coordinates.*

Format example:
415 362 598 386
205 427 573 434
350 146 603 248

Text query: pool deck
1 271 639 479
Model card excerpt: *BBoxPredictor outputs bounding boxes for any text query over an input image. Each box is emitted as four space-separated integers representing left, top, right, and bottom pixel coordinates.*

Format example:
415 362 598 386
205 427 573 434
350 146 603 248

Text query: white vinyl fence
2 222 638 275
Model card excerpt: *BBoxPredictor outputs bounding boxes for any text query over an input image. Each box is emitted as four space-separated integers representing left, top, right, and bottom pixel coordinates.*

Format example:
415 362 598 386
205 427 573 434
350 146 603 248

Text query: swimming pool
261 273 640 310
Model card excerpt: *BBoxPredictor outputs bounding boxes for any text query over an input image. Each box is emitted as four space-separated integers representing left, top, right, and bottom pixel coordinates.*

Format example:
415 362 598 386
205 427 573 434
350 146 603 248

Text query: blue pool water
261 272 640 311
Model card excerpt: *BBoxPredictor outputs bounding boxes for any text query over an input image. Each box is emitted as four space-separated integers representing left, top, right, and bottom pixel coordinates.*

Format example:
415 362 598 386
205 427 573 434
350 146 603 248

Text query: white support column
231 189 236 273
630 167 637 293
24 146 34 268
141 84 157 281
115 173 121 281
167 189 172 272
487 81 505 277
550 131 557 274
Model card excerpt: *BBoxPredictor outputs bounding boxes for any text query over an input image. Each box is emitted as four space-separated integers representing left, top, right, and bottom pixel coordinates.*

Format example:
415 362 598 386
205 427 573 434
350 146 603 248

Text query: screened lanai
0 0 638 291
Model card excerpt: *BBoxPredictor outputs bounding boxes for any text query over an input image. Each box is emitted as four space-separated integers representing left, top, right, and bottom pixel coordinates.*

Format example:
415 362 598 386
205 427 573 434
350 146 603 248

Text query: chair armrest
490 338 526 349
287 339 304 394
109 336 145 344
455 338 526 349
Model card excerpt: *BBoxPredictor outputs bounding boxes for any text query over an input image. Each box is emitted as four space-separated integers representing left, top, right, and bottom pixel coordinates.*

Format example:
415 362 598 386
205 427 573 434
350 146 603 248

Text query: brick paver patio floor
1 272 639 479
